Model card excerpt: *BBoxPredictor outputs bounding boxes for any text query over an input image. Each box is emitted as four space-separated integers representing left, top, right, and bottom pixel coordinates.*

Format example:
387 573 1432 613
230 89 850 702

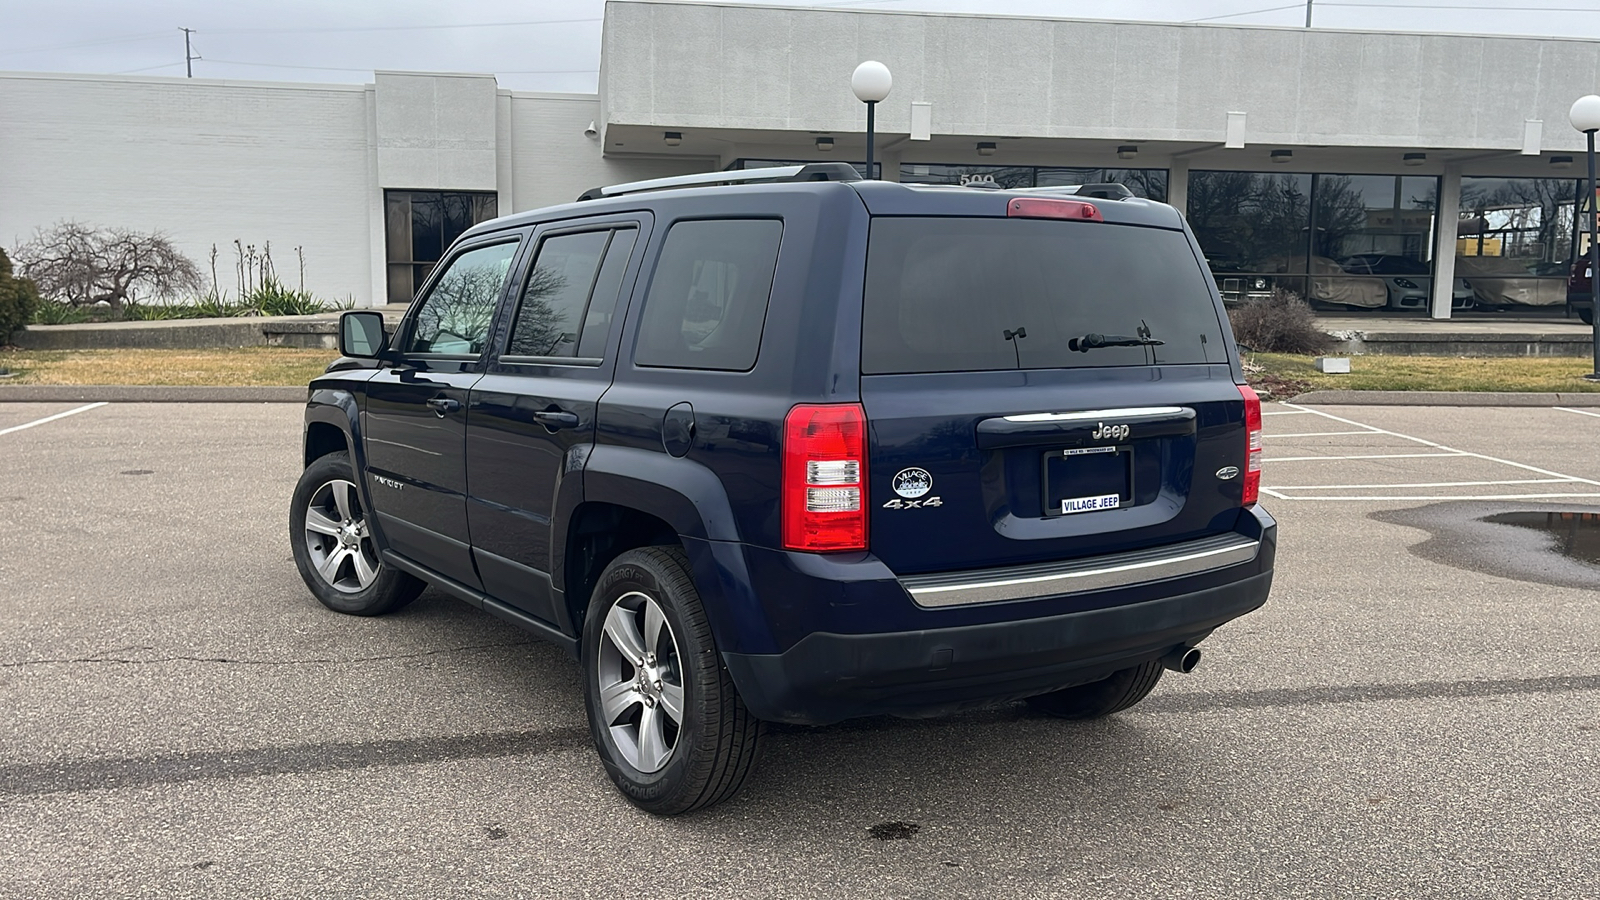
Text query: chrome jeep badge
1092 422 1130 440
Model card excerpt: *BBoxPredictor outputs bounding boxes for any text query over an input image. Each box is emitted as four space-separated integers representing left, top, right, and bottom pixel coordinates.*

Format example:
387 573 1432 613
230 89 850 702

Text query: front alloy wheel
302 479 379 593
289 451 423 617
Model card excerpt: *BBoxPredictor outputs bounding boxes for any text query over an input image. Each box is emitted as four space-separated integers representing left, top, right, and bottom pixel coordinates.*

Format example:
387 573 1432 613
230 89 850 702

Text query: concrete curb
0 385 306 403
12 315 338 350
1290 390 1600 407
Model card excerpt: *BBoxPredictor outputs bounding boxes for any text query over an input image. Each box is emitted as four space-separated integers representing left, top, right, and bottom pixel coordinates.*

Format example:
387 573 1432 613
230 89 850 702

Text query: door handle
427 397 461 417
533 409 581 430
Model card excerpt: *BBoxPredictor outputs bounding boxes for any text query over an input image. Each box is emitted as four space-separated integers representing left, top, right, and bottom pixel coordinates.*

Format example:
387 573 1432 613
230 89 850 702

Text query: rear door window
861 218 1227 374
634 219 783 371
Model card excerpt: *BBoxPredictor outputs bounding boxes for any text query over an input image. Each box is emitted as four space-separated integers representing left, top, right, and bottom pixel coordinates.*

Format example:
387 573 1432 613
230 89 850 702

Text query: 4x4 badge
892 467 933 499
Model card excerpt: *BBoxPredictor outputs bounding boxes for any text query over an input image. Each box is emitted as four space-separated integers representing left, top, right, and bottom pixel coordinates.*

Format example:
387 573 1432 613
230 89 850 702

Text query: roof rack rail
576 162 861 202
1019 183 1135 201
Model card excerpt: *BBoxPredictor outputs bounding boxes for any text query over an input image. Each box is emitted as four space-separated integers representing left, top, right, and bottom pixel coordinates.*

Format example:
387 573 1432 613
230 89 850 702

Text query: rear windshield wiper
1068 332 1165 352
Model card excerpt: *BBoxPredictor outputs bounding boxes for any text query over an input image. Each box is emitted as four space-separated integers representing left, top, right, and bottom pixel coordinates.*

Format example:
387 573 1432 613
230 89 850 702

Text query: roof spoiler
577 162 861 201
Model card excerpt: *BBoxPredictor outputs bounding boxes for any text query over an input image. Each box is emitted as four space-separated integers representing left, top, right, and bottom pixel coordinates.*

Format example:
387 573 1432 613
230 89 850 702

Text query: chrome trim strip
903 535 1260 608
1002 406 1187 423
598 166 805 197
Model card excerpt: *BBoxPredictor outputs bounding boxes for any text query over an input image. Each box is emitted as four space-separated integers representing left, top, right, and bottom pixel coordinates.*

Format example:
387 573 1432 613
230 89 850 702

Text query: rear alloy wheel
289 451 423 616
1026 660 1165 720
583 547 762 815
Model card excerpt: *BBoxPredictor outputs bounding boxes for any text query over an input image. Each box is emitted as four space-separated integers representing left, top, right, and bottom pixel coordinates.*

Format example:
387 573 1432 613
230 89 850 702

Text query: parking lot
2 399 1598 898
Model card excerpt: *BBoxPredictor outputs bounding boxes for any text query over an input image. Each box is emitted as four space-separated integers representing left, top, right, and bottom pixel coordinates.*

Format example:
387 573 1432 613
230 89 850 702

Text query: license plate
1060 493 1121 515
1043 446 1132 517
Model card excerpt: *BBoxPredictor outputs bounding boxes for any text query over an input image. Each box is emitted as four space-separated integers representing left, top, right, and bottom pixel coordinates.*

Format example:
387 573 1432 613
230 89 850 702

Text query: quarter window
405 241 519 356
634 219 783 371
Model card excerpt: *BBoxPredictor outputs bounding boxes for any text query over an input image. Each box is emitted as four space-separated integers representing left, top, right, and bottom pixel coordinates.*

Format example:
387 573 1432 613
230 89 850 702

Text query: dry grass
0 348 338 386
1248 352 1600 396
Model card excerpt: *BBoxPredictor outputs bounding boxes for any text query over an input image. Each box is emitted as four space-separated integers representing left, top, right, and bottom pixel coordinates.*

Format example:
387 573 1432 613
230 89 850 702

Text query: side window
576 228 638 359
405 241 519 355
508 231 610 357
634 219 782 371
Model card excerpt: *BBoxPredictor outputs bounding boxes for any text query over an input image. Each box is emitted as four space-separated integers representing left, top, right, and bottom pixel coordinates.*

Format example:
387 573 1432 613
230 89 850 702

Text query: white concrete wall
0 72 375 305
603 1 1600 153
374 72 499 192
507 92 713 212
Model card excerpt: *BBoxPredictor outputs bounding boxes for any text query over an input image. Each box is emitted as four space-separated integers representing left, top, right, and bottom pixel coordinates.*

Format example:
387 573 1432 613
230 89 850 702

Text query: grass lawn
1248 352 1600 398
0 348 339 386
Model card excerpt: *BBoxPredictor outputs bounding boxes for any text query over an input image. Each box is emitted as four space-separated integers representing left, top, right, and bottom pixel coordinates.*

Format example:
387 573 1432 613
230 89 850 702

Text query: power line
113 61 186 75
202 17 601 36
1324 2 1600 9
199 58 598 75
0 30 172 58
1186 4 1304 22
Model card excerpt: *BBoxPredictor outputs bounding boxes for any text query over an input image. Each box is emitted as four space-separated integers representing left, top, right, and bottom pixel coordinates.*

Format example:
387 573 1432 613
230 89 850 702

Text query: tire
289 451 424 616
582 546 763 815
1025 660 1164 720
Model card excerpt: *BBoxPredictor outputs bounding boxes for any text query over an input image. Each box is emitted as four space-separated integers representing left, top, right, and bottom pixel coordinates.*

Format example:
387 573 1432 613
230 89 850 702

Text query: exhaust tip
1161 646 1201 674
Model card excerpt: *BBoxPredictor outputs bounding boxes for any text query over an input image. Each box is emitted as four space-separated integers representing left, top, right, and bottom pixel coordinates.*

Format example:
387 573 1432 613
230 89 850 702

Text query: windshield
861 217 1229 374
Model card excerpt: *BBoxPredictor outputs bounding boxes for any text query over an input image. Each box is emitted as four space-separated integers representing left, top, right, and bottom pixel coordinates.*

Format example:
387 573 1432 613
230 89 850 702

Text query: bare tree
12 222 202 310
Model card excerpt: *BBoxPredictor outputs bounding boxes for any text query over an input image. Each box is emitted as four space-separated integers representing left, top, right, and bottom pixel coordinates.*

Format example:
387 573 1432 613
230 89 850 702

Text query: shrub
13 222 202 310
1227 287 1331 355
247 276 327 316
0 248 42 342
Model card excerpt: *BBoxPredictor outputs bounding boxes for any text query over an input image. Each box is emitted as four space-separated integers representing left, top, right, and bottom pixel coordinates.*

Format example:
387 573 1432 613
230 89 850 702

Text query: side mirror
339 310 389 359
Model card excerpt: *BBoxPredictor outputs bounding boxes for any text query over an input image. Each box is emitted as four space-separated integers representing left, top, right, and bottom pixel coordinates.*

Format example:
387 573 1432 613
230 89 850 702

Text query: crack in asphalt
0 727 592 798
3 672 1596 799
1142 672 1600 713
0 640 537 669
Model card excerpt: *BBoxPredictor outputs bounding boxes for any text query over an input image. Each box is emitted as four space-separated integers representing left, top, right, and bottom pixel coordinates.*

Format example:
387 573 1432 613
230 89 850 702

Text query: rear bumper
721 517 1275 725
1570 291 1593 309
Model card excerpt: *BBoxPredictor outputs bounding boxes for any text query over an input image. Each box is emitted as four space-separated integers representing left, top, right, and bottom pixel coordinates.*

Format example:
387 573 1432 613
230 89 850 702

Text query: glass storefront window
895 164 1168 201
1456 177 1580 310
384 190 499 305
1189 172 1448 313
1035 167 1168 202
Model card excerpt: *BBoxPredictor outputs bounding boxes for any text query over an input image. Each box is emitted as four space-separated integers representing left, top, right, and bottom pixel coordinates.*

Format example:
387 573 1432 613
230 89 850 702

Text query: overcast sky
3 0 1598 93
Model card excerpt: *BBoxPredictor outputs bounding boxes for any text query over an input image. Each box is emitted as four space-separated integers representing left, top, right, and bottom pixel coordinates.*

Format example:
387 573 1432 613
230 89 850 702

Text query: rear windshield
862 217 1228 374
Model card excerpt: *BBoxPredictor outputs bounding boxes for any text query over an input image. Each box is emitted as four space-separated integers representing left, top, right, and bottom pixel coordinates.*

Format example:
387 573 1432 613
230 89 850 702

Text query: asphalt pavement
1 401 1597 898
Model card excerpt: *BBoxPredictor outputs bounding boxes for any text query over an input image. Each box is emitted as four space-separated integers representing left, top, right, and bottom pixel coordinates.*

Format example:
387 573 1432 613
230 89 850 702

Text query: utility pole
181 27 197 77
1305 0 1314 27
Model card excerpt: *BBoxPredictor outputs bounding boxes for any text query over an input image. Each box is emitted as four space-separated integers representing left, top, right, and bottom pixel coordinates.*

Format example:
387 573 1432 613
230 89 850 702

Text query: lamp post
851 61 892 180
1570 95 1600 379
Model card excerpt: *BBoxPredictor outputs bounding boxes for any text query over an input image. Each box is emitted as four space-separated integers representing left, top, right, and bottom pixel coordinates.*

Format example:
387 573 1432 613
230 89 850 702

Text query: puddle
1482 511 1600 566
1372 502 1600 590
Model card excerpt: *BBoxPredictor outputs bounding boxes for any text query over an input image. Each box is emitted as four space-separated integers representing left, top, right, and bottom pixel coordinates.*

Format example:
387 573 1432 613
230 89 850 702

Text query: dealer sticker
1060 493 1121 515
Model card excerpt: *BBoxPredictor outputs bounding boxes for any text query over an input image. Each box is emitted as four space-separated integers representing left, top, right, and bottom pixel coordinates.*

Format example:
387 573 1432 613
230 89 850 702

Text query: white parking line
0 402 108 437
1266 452 1469 462
1261 409 1315 416
1265 430 1385 439
1267 478 1576 491
1260 403 1600 501
1262 492 1600 502
1554 407 1600 420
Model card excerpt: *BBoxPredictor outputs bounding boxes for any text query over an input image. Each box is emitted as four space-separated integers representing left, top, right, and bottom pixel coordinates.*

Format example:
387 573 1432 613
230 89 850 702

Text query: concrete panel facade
602 1 1600 152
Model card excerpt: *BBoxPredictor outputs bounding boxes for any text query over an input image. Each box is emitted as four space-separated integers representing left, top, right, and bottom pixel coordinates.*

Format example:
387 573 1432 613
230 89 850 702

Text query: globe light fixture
851 61 892 180
1571 96 1600 377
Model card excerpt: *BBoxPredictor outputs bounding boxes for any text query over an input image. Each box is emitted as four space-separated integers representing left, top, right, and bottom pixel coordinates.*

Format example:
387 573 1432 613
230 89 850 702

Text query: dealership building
3 0 1600 319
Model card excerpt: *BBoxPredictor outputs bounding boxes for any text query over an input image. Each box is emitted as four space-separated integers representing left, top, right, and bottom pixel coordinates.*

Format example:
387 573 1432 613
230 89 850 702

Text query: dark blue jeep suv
290 164 1276 815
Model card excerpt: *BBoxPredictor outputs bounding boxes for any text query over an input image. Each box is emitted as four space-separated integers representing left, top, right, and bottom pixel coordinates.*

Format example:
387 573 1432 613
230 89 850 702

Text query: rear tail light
782 404 868 552
1239 385 1263 507
1007 197 1104 222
